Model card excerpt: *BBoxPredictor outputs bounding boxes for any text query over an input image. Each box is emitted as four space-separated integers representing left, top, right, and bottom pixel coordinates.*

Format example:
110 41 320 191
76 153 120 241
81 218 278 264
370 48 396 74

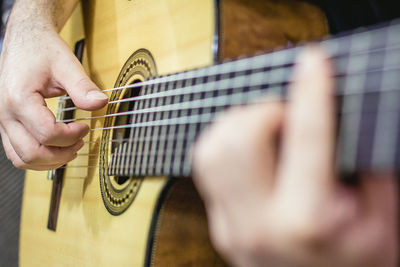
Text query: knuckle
37 125 56 145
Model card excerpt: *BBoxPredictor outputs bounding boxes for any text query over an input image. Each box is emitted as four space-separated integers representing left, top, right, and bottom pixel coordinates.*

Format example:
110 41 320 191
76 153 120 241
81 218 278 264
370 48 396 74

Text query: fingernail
87 90 108 100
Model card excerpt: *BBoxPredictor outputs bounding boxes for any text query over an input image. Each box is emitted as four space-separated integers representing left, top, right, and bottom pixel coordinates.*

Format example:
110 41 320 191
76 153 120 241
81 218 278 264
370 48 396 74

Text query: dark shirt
309 0 400 33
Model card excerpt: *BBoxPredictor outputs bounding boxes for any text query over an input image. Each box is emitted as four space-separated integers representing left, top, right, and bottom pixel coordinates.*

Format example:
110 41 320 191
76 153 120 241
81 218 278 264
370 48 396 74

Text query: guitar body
20 1 328 266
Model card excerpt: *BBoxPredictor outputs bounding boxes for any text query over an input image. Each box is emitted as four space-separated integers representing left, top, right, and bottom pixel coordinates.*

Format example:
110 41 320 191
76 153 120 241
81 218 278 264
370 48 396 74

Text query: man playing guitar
0 0 398 266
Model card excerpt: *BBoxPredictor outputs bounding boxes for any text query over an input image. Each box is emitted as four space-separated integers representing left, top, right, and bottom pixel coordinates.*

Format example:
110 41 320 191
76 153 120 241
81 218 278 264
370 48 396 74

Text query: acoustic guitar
19 0 400 266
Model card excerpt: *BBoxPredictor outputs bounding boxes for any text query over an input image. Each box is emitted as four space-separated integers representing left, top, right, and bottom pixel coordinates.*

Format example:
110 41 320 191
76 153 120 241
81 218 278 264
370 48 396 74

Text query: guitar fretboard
107 21 400 178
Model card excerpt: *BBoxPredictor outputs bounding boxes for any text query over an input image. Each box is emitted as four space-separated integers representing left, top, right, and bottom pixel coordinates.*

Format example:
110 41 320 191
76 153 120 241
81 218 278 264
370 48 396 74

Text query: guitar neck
108 21 400 178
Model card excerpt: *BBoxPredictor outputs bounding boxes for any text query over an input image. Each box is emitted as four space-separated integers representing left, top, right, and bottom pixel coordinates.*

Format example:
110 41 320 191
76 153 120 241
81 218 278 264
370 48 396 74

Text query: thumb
53 52 108 111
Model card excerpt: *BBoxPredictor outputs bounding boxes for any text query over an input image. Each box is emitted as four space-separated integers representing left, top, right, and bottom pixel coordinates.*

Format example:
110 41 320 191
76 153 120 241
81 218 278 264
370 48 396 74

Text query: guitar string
58 41 400 124
58 38 400 107
71 72 400 154
65 65 400 165
58 52 399 123
56 26 400 170
73 98 400 163
66 87 400 168
59 62 400 125
61 99 400 170
90 73 400 133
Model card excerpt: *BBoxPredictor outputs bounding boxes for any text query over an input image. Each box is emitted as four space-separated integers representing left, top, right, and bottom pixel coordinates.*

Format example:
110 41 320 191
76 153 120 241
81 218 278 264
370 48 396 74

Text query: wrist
7 0 79 34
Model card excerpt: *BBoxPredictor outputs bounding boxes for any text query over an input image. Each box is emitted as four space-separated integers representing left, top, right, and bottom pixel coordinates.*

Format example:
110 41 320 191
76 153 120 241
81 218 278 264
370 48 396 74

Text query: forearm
0 1 106 171
7 0 79 33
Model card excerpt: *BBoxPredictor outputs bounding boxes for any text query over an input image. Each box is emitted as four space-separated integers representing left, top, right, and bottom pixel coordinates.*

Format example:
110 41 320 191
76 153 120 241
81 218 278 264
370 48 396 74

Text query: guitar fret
173 123 186 175
158 125 168 175
204 71 216 100
160 80 177 174
125 84 141 175
133 97 145 176
139 96 152 175
139 86 153 175
147 126 158 175
144 84 158 175
170 78 186 175
183 122 200 176
148 81 163 175
147 84 161 175
106 21 400 178
164 123 177 175
139 129 149 175
178 123 190 175
155 91 168 175
137 131 146 175
154 82 167 175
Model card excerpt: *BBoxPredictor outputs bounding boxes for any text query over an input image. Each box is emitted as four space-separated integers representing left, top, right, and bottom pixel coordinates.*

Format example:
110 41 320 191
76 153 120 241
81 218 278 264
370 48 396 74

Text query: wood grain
219 0 329 59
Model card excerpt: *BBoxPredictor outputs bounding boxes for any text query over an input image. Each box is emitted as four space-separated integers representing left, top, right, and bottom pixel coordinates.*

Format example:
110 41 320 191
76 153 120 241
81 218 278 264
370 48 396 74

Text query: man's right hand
0 0 108 170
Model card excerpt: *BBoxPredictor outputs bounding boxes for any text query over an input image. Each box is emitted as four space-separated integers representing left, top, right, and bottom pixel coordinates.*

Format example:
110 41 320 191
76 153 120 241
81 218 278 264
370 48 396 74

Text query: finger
14 96 89 147
279 46 335 195
4 120 84 165
0 126 64 170
52 48 108 111
193 101 284 203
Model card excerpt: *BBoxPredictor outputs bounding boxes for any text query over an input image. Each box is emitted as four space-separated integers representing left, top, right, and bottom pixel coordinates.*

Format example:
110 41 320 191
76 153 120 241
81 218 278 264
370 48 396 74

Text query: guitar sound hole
112 80 141 186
